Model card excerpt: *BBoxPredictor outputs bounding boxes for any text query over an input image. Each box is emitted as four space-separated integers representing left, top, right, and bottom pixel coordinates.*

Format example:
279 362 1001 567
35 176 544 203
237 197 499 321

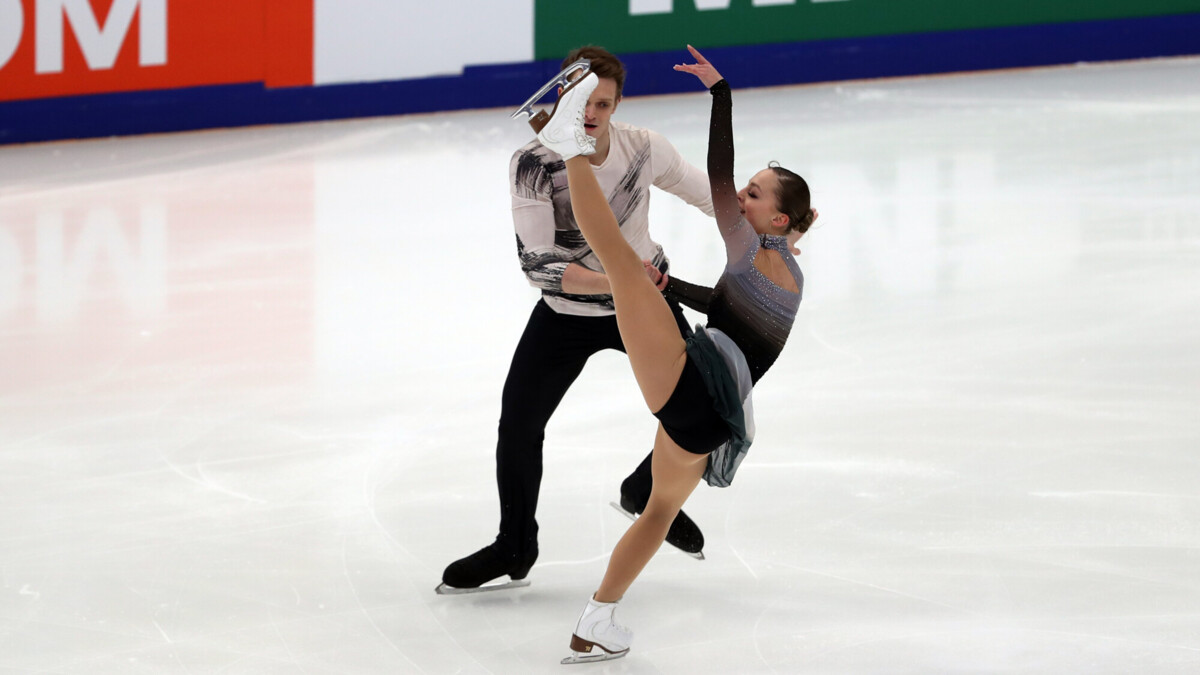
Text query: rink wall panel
0 0 314 102
534 0 1200 60
2 11 1200 145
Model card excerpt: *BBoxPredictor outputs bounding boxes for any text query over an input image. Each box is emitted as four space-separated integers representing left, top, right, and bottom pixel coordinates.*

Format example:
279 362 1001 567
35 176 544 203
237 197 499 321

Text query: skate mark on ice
357 446 490 674
745 459 955 478
532 552 611 569
193 459 268 503
750 594 778 670
774 560 981 616
724 507 759 581
151 618 174 644
1030 490 1200 501
1036 628 1200 654
154 435 269 504
9 407 166 451
984 548 1200 592
806 319 864 365
340 537 427 673
269 613 307 672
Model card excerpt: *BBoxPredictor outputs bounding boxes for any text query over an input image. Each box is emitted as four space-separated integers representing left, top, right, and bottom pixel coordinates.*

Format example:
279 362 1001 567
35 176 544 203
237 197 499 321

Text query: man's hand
673 45 724 89
643 260 669 291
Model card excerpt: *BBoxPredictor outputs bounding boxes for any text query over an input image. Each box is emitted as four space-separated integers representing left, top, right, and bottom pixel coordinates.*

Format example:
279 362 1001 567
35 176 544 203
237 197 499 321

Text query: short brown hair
561 46 626 100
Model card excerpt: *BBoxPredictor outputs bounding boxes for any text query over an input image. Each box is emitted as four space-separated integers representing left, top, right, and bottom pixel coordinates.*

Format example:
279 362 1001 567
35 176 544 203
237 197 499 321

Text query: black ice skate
435 543 537 595
612 493 706 560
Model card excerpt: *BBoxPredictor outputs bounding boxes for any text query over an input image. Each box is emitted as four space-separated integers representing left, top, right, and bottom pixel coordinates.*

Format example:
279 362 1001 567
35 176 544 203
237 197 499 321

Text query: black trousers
495 298 691 555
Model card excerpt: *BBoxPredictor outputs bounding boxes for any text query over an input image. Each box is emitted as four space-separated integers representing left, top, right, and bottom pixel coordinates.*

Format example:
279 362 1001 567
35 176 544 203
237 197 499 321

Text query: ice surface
2 57 1199 673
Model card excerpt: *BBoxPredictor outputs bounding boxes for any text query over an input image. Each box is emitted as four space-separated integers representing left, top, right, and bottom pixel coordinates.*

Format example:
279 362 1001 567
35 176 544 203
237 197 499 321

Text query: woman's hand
643 260 669 291
673 45 724 89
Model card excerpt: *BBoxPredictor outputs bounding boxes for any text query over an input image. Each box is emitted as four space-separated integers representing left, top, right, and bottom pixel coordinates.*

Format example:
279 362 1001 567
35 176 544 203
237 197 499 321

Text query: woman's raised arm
675 46 743 241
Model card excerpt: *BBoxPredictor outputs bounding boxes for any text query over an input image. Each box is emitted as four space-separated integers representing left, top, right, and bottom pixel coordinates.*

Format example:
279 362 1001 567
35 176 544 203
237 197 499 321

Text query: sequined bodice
707 235 802 383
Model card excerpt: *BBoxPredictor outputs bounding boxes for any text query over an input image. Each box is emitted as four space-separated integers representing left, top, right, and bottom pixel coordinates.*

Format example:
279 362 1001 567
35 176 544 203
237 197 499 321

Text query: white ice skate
560 596 633 665
510 58 591 122
512 61 598 160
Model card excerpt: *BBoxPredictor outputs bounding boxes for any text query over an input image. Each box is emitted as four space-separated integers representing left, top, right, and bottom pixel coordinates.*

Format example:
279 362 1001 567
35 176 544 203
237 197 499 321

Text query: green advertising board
534 0 1200 60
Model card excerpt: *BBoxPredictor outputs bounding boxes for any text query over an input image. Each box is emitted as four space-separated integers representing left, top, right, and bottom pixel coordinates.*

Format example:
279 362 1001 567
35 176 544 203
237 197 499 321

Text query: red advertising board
0 0 312 103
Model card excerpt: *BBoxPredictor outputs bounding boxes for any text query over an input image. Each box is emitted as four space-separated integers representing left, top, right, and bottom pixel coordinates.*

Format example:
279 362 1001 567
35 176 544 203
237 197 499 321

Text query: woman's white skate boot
528 71 598 161
560 596 633 664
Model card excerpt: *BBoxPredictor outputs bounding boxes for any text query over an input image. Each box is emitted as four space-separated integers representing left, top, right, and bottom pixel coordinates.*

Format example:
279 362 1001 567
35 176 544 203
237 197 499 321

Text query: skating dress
652 79 804 487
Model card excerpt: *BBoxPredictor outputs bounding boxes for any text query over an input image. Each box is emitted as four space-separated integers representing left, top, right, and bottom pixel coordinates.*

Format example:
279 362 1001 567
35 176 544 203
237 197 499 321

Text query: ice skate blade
561 650 628 665
609 501 705 561
434 579 531 595
561 634 629 666
511 58 591 120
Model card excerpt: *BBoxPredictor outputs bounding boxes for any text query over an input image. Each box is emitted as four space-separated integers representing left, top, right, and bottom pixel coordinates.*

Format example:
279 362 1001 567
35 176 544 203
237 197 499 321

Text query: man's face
580 77 620 142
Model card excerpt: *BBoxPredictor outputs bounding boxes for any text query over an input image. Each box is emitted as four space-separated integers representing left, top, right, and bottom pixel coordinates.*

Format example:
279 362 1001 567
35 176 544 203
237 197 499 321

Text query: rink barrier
1 12 1198 145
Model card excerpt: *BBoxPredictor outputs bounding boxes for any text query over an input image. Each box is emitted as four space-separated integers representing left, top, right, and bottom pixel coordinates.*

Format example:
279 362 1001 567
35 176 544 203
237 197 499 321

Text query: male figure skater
439 46 715 593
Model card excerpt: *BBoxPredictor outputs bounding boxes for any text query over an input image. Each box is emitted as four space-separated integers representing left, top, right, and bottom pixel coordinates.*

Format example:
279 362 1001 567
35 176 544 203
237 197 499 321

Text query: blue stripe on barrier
2 12 1198 145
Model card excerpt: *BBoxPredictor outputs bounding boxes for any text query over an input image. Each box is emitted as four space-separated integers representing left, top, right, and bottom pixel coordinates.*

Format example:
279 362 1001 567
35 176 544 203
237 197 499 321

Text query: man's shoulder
511 140 565 185
610 120 653 142
512 138 555 164
611 121 676 160
511 139 565 197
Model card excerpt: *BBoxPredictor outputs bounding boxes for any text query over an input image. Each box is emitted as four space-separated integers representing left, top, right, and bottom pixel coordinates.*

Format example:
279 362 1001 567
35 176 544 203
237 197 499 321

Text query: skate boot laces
562 597 632 664
537 72 597 158
578 598 632 650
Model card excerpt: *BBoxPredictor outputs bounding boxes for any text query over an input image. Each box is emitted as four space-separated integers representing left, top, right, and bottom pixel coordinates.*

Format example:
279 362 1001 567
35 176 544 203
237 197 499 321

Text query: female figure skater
523 46 815 663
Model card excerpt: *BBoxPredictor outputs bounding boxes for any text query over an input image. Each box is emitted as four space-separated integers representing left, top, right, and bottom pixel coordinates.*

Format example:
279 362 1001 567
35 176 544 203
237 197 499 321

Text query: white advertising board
314 0 535 85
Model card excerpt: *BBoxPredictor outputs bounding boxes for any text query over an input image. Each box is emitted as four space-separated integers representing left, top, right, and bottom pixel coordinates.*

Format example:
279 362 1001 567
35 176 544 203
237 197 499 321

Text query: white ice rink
2 57 1199 673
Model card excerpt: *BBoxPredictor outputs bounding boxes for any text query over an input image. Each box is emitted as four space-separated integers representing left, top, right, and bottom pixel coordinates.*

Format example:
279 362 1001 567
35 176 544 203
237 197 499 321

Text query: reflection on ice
31 205 167 320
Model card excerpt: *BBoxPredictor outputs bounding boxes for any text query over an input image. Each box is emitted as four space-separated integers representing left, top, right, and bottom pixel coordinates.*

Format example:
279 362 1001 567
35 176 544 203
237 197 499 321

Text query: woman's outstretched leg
595 425 707 602
563 156 688 412
563 147 704 602
532 71 687 412
543 70 712 663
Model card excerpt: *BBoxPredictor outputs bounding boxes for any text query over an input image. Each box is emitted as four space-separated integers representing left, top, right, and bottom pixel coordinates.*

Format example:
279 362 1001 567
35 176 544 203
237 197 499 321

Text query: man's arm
513 197 609 294
515 208 661 295
512 147 605 295
647 129 715 218
561 263 610 295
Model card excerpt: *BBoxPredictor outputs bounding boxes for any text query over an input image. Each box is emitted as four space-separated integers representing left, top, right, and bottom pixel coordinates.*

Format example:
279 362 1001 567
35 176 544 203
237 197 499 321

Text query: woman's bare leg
595 425 708 602
563 156 688 411
562 154 707 601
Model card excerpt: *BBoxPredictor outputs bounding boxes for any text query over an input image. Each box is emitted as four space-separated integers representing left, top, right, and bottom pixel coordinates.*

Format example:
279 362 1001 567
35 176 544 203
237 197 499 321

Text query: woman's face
737 169 787 234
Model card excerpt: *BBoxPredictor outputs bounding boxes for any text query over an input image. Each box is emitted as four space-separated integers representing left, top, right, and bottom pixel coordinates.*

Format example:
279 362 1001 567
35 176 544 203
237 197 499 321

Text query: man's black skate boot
437 542 538 594
618 491 705 557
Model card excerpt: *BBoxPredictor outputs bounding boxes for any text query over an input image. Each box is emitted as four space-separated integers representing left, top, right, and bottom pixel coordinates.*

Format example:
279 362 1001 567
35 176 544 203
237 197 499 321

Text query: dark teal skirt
685 327 754 488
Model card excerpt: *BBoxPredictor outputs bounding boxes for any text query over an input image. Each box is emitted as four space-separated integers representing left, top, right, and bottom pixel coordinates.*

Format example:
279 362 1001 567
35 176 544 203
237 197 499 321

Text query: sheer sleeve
707 80 759 268
663 274 713 315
